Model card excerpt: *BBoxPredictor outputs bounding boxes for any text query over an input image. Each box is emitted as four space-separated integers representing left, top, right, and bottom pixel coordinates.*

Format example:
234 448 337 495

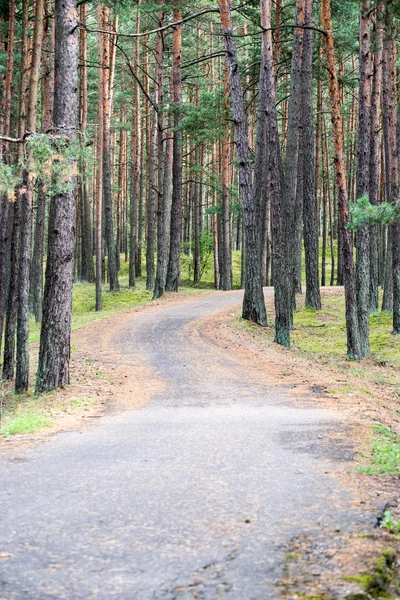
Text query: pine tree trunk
0 0 16 352
129 3 141 287
220 66 232 290
2 203 18 380
302 0 321 309
259 0 289 344
29 181 46 323
369 0 384 313
95 5 103 310
219 0 267 326
146 107 157 292
321 0 361 360
16 0 45 393
382 31 400 333
36 0 79 393
166 6 183 292
78 2 94 284
355 0 372 357
154 124 173 298
102 6 119 292
283 0 305 324
116 108 125 273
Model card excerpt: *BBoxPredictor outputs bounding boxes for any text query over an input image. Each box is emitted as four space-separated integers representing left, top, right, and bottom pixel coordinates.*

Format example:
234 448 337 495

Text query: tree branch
83 7 220 39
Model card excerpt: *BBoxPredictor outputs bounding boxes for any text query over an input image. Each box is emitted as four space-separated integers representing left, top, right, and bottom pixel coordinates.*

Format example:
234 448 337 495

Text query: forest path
0 290 371 599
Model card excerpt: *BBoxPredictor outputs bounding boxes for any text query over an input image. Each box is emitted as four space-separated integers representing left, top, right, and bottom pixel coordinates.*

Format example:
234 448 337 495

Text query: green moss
344 550 399 599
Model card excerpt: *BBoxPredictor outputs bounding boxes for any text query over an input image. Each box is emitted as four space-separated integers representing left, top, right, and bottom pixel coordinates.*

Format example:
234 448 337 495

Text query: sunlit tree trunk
102 6 119 292
321 0 361 360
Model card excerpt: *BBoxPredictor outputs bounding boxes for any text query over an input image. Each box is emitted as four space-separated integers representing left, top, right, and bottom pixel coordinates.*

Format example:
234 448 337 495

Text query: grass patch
359 426 400 475
292 293 400 364
1 412 51 436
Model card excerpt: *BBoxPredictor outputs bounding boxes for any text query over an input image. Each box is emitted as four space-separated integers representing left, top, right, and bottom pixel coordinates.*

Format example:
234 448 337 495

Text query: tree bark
302 0 321 309
283 0 305 324
220 66 232 290
218 0 267 326
166 6 183 292
0 0 16 352
16 0 45 393
369 0 384 313
36 0 79 392
382 29 400 333
102 6 119 292
355 0 373 357
321 0 362 360
95 4 103 310
154 123 173 298
129 2 141 288
146 106 157 291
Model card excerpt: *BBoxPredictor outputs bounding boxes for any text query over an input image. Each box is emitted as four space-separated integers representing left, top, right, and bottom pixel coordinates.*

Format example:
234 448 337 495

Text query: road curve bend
0 291 366 599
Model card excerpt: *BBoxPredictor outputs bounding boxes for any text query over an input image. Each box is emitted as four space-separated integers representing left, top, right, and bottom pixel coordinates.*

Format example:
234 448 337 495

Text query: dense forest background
0 0 399 395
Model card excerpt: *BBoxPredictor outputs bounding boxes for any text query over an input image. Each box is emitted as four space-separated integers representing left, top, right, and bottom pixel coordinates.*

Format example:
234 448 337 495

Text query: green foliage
381 510 400 535
0 161 17 201
348 195 400 231
181 88 225 144
0 134 92 200
199 231 214 280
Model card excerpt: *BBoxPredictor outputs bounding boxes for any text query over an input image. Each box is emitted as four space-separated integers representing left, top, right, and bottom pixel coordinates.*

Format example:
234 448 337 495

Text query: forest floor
0 287 399 598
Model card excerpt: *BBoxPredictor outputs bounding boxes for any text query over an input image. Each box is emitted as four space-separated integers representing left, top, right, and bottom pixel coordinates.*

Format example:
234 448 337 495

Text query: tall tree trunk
0 0 16 352
259 0 289 344
218 0 267 326
36 0 79 392
116 107 125 273
146 107 157 291
30 3 55 322
321 0 362 360
2 0 29 377
302 0 321 309
129 2 141 287
16 0 45 393
102 6 119 292
369 0 384 313
29 181 46 323
220 66 232 290
2 203 18 380
283 0 305 323
382 30 400 333
355 0 373 357
166 6 183 292
154 123 173 298
95 5 103 310
78 2 94 284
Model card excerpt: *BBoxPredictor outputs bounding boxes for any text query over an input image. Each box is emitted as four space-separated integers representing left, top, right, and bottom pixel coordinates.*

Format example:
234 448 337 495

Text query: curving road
0 291 367 599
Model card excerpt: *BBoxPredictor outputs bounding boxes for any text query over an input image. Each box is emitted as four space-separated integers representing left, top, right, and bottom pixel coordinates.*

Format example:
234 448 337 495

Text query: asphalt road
0 291 366 599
